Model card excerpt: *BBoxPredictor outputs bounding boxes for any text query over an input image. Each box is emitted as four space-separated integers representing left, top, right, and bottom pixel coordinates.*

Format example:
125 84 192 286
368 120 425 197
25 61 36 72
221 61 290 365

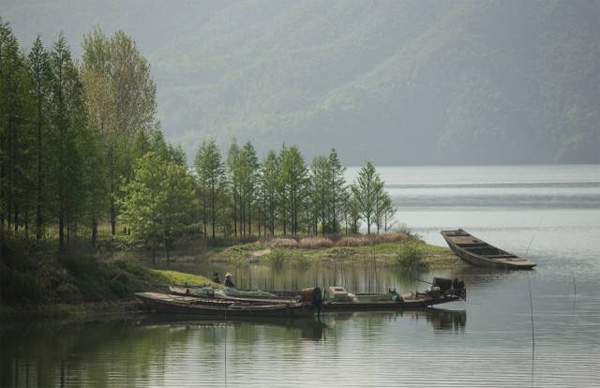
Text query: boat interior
457 244 518 259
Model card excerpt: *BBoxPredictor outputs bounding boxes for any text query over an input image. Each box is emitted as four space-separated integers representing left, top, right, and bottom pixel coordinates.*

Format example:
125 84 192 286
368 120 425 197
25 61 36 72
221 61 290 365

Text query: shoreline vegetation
1 233 462 321
0 22 462 322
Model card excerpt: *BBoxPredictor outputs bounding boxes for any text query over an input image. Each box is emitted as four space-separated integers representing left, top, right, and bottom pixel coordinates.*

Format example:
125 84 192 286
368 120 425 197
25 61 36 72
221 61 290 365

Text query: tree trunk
163 234 170 263
36 93 43 240
211 186 216 239
59 211 64 248
91 218 98 247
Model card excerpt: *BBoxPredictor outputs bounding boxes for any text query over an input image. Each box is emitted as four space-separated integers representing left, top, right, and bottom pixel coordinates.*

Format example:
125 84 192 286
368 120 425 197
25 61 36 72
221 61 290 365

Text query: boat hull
135 292 315 318
169 285 298 305
321 294 463 312
441 229 536 270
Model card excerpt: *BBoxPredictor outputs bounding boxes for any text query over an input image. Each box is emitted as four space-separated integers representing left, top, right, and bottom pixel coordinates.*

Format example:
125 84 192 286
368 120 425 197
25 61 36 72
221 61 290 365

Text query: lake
2 165 599 387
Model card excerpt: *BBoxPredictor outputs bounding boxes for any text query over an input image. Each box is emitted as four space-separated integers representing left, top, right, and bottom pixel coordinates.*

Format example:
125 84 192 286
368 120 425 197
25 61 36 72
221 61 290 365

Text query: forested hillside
3 0 598 164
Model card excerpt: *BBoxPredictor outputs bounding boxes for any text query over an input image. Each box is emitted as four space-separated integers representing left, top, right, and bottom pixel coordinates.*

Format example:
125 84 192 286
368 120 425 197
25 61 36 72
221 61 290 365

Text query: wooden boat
169 285 299 305
170 279 465 312
320 282 465 312
135 292 315 318
441 229 536 269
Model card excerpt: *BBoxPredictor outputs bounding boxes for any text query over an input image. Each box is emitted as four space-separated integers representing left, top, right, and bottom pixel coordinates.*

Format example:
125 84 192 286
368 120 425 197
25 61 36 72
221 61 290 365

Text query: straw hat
225 272 232 277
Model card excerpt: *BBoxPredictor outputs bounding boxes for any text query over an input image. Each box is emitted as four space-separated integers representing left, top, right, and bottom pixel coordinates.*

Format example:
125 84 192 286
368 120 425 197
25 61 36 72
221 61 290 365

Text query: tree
195 138 225 239
309 155 330 235
0 20 33 235
327 149 346 234
82 27 157 236
120 152 196 262
374 192 395 233
259 150 279 236
351 162 384 234
279 145 308 236
239 142 259 236
28 35 52 240
226 139 241 237
49 33 74 247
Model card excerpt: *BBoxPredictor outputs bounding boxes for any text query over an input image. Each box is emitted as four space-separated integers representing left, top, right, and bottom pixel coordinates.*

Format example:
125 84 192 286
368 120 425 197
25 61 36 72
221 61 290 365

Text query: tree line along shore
0 22 459 314
1 21 394 255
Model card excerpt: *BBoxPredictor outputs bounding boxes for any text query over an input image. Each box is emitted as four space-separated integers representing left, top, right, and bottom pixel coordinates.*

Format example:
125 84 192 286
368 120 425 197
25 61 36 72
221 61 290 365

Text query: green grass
150 269 220 287
207 238 462 269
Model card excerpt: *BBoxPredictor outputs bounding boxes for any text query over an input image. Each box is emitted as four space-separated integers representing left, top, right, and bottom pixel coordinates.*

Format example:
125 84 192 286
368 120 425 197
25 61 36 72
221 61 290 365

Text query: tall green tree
374 191 395 233
28 35 52 240
309 155 330 235
327 149 346 234
239 142 259 237
351 162 384 234
226 139 241 237
50 33 76 247
279 145 308 236
259 150 279 236
195 138 225 238
82 27 157 236
0 20 33 235
120 152 196 262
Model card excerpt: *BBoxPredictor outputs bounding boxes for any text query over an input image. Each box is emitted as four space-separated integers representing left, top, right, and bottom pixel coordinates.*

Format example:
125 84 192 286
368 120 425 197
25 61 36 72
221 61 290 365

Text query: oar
415 278 433 285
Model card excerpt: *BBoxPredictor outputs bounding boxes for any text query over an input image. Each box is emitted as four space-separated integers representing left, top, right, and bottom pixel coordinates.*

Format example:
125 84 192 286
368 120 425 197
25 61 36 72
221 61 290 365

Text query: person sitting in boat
224 272 235 288
212 272 221 284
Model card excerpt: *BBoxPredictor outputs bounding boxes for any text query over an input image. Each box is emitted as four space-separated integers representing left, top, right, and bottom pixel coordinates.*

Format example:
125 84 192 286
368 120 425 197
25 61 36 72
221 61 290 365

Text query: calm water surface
2 165 599 387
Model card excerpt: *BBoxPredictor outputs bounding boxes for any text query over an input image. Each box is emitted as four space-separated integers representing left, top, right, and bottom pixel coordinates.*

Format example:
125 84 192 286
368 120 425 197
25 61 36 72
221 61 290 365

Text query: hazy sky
4 0 599 165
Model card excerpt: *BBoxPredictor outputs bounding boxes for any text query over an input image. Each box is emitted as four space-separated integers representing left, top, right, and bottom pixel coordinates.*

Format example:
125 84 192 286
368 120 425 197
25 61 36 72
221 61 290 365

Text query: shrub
268 238 298 248
395 242 428 272
267 249 287 269
337 233 411 247
292 253 311 269
298 237 334 249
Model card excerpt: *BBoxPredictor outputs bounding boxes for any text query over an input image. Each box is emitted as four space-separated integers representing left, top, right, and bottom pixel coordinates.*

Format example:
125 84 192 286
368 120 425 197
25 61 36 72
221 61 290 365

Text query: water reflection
323 308 466 332
137 314 329 342
156 261 465 295
1 307 466 387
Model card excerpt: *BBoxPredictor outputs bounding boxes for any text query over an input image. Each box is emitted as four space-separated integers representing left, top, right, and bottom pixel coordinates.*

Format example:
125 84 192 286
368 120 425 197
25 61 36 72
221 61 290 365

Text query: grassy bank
1 233 463 320
205 234 462 270
0 238 219 320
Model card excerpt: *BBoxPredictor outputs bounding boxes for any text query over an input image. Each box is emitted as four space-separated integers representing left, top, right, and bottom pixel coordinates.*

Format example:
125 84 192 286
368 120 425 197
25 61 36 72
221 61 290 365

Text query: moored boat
441 229 536 269
135 292 315 318
320 278 466 311
169 285 298 305
168 278 465 312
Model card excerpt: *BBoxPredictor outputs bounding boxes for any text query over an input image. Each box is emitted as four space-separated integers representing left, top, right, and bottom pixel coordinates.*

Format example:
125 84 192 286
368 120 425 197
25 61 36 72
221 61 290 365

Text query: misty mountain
4 0 599 165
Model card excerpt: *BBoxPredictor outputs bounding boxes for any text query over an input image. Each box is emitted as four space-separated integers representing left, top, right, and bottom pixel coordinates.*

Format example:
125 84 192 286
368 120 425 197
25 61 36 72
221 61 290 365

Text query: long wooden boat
169 285 299 305
170 278 465 312
441 229 536 269
135 292 315 318
320 284 465 312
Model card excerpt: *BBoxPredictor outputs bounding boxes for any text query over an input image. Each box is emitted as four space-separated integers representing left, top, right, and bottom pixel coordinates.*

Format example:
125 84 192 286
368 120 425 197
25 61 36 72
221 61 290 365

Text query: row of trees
194 139 396 240
0 22 158 248
0 21 396 257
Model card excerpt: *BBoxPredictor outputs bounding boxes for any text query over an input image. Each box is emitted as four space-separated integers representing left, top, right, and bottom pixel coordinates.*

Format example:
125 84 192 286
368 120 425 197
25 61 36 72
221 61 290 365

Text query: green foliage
279 145 308 236
150 269 217 287
81 26 158 235
267 249 287 269
351 162 385 234
395 242 428 272
195 138 225 238
119 151 197 260
1 18 406 257
308 148 347 235
258 150 280 236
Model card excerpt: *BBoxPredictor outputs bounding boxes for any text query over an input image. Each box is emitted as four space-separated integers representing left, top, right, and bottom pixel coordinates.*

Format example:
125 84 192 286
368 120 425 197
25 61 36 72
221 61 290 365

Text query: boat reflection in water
323 308 466 333
1 308 467 387
137 313 329 341
402 308 466 331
